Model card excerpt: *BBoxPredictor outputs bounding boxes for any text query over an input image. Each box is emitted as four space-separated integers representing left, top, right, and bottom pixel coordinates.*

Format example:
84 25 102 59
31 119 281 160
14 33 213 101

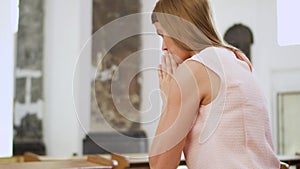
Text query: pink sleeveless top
183 47 280 168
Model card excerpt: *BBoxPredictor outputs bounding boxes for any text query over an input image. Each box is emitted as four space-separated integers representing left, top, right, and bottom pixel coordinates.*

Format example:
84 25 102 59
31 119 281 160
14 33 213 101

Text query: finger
170 54 178 74
158 64 163 82
162 54 167 78
165 53 172 75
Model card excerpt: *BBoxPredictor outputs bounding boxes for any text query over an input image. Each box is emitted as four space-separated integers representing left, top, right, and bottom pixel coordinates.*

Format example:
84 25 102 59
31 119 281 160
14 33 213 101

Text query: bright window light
11 0 19 33
0 0 15 158
277 0 300 46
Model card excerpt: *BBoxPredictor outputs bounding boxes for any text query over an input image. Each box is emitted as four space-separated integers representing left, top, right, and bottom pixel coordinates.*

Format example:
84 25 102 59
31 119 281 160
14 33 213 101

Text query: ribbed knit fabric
183 47 280 169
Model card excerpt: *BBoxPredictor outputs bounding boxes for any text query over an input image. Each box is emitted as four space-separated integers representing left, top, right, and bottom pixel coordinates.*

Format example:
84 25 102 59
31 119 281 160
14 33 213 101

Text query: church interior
1 0 300 168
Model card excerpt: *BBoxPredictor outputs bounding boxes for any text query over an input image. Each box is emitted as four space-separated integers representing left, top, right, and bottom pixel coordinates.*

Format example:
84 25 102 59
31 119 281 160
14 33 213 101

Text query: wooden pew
278 154 300 166
0 160 113 169
22 152 129 169
6 152 296 169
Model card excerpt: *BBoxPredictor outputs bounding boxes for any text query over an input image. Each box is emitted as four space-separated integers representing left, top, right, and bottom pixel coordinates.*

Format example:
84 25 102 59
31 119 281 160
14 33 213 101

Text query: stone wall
14 0 44 148
91 0 142 132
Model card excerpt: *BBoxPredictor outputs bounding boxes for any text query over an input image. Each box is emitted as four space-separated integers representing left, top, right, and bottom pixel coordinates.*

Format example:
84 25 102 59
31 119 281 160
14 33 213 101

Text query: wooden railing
2 152 300 169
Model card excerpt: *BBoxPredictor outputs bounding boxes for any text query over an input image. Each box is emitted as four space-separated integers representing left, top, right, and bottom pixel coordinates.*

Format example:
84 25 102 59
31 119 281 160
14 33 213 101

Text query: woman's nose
162 41 168 51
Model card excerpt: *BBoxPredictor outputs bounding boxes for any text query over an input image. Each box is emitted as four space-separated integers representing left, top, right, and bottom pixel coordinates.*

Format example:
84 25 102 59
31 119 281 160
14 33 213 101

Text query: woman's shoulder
192 46 231 59
184 46 233 78
181 46 223 71
176 55 210 90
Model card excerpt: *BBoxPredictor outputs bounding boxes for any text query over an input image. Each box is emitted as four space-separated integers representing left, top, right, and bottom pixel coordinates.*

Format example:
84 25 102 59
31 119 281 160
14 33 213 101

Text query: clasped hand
158 51 178 105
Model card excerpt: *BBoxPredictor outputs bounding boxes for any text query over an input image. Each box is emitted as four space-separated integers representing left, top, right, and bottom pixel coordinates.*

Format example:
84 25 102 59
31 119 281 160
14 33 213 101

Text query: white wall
211 0 300 151
141 0 161 148
44 0 92 156
0 0 15 158
258 0 300 151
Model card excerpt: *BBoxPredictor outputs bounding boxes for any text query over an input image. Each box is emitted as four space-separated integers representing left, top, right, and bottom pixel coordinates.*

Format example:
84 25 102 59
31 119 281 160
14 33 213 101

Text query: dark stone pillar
91 0 142 132
14 0 45 155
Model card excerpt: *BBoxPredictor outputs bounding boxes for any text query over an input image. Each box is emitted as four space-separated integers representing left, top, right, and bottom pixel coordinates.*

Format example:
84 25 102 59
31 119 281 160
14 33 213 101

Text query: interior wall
44 0 92 156
0 0 15 158
256 1 300 150
211 0 300 152
140 0 161 148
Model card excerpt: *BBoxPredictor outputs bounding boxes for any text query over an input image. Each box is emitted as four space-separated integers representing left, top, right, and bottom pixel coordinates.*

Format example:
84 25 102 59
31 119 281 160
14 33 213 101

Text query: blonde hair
152 0 237 52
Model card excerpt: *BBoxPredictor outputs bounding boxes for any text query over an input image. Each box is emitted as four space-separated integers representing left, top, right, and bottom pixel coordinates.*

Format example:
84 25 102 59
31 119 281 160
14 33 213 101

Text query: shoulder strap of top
232 49 253 72
187 47 227 144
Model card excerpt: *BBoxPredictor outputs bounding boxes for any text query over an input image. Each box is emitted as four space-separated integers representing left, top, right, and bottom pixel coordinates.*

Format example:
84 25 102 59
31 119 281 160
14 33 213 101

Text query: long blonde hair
152 0 237 52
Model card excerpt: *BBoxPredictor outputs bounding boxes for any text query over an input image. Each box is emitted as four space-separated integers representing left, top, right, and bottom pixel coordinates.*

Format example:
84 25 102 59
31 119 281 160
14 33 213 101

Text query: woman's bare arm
149 59 210 169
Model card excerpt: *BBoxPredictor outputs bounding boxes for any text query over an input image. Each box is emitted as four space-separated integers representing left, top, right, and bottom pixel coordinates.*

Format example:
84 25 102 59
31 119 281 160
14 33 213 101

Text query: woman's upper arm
149 61 209 168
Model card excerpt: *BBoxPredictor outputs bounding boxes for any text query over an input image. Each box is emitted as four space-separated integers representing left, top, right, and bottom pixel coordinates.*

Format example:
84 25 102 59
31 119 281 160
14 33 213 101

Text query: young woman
149 0 280 168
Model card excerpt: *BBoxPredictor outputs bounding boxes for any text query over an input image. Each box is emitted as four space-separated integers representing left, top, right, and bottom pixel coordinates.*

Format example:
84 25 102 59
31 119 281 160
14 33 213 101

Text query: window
0 0 17 158
277 0 300 46
277 92 300 155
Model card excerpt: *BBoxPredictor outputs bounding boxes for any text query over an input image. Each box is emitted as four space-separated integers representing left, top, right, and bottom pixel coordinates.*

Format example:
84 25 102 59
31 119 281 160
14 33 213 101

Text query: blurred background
1 0 300 158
